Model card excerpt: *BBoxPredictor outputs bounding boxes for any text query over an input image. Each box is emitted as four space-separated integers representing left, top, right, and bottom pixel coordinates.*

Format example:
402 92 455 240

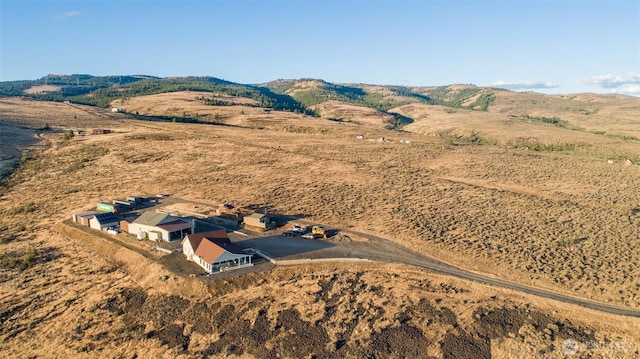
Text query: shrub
9 202 36 215
522 114 569 128
436 130 498 146
506 140 575 152
63 129 74 140
23 247 35 264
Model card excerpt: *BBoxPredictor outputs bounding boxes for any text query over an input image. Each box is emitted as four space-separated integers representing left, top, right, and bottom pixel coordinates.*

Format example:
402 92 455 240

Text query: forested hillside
1 75 498 119
263 79 497 112
0 75 307 113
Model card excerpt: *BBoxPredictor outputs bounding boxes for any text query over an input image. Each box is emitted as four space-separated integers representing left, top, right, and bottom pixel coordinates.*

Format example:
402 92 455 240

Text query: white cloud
57 11 81 19
578 72 640 89
487 80 558 90
611 84 640 96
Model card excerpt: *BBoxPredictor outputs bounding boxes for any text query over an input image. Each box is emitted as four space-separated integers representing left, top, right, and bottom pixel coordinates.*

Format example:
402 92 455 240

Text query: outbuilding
243 213 276 231
127 196 144 205
127 211 193 242
97 201 118 213
113 199 135 210
72 211 99 227
92 128 111 135
89 212 119 231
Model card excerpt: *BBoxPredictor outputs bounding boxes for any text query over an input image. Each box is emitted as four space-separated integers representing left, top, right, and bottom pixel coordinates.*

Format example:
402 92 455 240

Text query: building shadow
231 234 335 260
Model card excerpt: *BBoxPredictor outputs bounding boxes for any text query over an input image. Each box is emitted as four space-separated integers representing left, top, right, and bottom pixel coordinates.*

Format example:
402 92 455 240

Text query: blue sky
1 0 639 95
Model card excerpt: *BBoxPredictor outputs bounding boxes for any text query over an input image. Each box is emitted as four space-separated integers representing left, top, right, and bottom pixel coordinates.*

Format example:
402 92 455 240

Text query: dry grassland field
1 94 640 358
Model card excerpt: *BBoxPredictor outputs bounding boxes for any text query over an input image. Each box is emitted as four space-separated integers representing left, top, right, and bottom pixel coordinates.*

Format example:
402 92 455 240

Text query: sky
1 0 639 96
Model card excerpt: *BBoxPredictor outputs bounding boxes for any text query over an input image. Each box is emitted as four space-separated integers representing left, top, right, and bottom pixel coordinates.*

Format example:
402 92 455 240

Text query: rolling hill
1 77 640 357
0 75 306 112
5 74 639 134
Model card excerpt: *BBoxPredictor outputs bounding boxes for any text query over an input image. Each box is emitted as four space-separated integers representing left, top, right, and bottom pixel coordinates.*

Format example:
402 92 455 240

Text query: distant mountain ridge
261 79 496 112
2 74 639 134
0 75 307 113
0 74 506 129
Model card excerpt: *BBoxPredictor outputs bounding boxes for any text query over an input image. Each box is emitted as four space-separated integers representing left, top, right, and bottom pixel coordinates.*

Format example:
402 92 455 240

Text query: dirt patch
183 300 221 334
441 331 490 359
365 323 434 359
204 305 277 358
162 202 216 217
473 305 597 343
138 294 190 327
412 298 458 327
100 287 148 316
148 323 190 352
474 306 527 339
273 309 331 358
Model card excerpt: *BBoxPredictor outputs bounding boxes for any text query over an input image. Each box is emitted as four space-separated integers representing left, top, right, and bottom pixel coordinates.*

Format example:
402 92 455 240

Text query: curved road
296 221 640 318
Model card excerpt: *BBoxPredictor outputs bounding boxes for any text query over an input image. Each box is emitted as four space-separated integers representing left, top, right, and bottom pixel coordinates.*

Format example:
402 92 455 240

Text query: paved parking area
230 233 338 259
192 218 358 260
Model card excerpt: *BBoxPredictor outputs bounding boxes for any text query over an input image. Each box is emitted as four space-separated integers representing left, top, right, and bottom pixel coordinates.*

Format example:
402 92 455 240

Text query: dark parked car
283 230 298 237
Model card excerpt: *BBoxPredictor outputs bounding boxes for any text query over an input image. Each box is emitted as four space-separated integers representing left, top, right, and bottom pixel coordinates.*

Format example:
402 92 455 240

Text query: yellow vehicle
311 225 327 239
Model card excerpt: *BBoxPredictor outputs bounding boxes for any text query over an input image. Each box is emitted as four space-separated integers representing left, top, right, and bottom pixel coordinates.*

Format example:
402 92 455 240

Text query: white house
88 212 119 231
182 230 252 273
127 211 192 242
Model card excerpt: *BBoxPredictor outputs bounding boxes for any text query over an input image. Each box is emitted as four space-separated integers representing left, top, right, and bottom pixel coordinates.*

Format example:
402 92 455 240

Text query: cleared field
23 85 62 94
1 97 640 357
489 91 640 137
109 91 296 127
311 100 397 127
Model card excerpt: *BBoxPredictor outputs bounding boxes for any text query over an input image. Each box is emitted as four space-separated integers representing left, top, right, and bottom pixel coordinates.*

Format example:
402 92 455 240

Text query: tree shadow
387 112 415 130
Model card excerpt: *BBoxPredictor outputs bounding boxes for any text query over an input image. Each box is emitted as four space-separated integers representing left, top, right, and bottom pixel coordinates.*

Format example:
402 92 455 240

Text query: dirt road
341 230 640 317
282 220 640 318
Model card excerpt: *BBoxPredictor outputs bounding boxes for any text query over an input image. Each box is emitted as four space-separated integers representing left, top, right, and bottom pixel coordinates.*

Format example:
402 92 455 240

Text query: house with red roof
182 229 252 273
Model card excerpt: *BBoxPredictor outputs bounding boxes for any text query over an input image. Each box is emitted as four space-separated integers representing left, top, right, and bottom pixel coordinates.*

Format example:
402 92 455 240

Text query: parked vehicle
311 226 327 239
283 230 298 237
287 224 308 234
301 233 315 240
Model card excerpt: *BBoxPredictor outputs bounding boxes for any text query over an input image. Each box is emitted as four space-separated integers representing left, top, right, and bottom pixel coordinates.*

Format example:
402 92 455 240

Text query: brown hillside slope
2 97 640 308
1 98 639 357
109 91 285 126
489 90 640 138
393 100 640 162
311 100 397 128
